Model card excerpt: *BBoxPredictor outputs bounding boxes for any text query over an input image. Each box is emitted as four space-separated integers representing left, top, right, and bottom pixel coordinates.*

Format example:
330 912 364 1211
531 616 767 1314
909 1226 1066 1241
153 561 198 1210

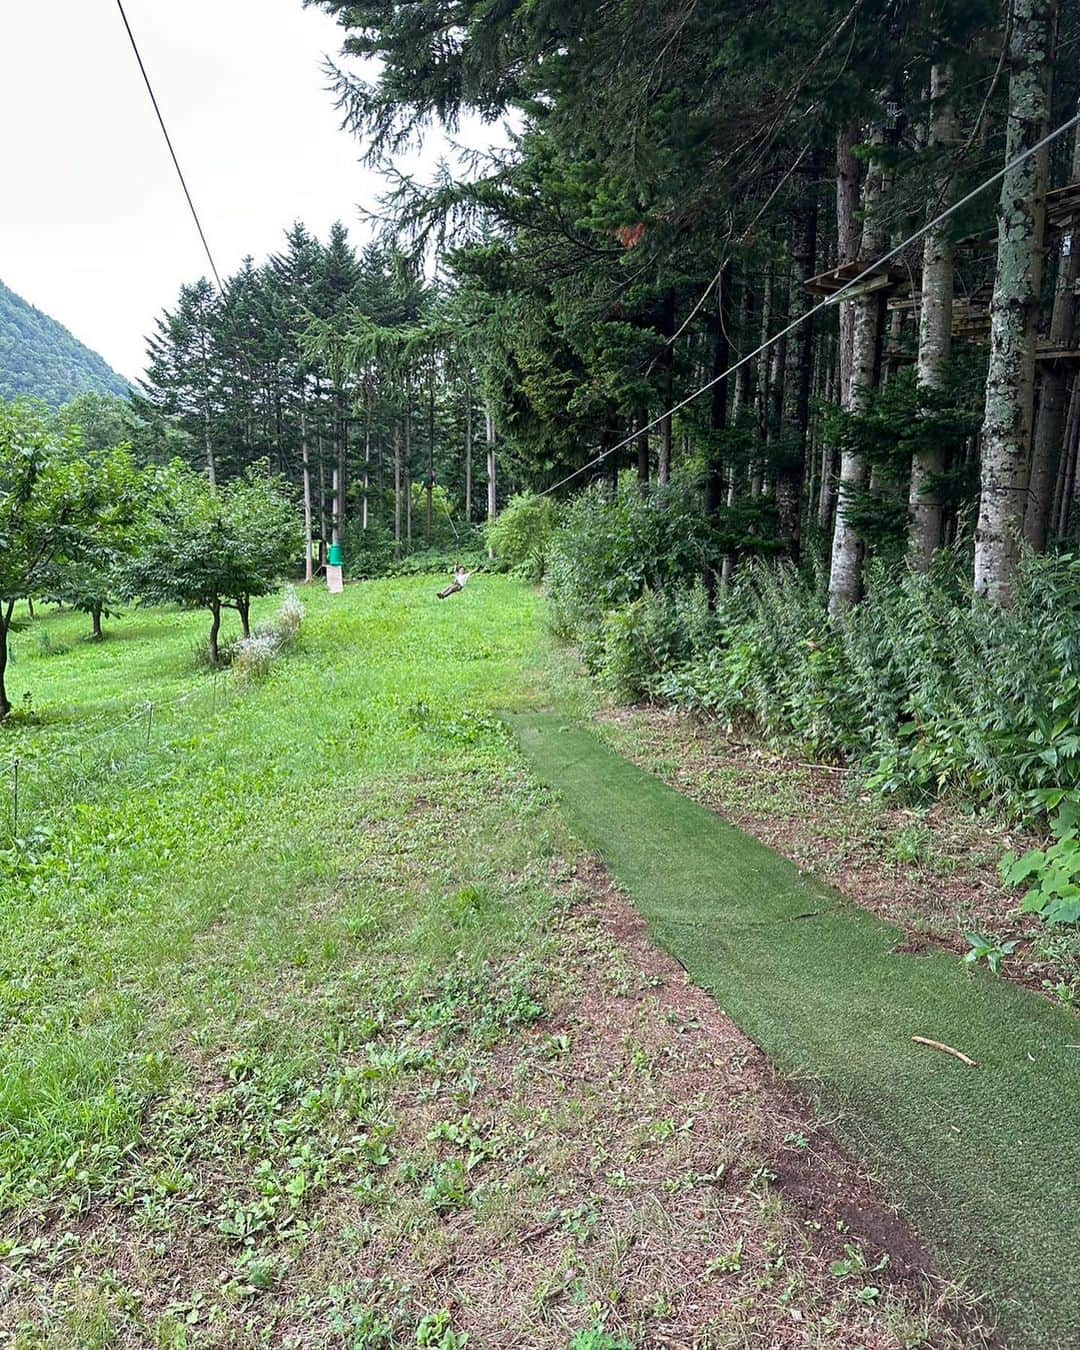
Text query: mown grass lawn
0 581 990 1348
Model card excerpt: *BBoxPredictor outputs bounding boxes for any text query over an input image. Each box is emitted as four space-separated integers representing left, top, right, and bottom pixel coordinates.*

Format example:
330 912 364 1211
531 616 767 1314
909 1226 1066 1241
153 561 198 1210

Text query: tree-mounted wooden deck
805 260 910 302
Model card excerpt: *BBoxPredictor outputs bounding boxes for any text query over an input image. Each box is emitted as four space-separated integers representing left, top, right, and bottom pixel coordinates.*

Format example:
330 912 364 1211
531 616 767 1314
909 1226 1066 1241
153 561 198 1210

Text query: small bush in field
546 476 710 640
599 584 713 702
486 492 559 580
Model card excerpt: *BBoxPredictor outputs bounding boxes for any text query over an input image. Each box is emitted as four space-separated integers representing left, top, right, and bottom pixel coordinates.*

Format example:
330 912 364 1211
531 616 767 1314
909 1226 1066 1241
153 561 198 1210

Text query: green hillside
0 278 130 408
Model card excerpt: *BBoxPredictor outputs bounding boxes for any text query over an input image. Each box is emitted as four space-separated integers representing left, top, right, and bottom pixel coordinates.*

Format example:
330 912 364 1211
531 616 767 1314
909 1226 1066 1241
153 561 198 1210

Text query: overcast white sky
0 0 489 383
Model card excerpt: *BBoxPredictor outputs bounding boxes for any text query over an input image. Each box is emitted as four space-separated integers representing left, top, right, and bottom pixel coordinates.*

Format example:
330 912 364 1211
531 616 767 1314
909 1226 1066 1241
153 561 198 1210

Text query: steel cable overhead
114 0 224 293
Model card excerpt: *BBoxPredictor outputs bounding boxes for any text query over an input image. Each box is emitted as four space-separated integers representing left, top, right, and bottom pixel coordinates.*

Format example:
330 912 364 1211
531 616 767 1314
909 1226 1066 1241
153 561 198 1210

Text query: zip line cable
541 105 1080 499
114 0 224 293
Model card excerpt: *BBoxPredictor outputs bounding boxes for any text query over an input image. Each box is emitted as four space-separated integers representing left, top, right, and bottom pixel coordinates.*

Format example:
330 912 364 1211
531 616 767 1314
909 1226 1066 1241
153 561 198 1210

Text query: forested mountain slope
0 278 129 408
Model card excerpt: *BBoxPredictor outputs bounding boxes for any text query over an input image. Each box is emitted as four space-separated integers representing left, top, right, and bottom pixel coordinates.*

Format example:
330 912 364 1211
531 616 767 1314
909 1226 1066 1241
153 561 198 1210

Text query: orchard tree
0 401 113 719
130 465 302 665
44 447 146 640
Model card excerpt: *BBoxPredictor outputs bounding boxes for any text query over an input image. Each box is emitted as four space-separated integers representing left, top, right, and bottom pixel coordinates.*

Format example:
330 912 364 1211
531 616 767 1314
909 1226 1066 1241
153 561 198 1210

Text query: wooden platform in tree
1037 342 1080 364
1046 182 1080 231
886 293 991 339
953 299 991 339
805 260 909 301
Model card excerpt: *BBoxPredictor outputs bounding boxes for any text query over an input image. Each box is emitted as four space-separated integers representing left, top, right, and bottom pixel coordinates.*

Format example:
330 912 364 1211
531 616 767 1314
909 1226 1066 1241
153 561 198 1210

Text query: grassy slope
511 713 1080 1349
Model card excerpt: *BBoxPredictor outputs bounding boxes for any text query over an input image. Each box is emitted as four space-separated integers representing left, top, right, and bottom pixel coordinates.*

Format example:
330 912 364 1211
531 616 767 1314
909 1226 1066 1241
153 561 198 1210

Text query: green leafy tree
0 401 117 718
43 446 147 640
128 466 302 665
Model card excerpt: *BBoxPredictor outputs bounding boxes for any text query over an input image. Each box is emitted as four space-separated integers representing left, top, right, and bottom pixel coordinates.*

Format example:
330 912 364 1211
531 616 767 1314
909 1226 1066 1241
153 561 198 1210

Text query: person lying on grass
437 563 473 599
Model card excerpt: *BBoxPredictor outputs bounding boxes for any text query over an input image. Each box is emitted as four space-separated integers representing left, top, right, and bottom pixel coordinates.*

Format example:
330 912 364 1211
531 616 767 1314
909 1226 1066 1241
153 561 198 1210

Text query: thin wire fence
0 673 241 846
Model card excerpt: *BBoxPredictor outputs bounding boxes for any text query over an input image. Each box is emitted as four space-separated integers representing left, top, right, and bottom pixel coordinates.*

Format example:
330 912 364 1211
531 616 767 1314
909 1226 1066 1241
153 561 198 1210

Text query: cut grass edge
508 710 1080 1350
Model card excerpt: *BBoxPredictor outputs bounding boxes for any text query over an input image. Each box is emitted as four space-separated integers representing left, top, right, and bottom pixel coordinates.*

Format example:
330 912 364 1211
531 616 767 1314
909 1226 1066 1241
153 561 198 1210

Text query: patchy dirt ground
2 853 997 1348
596 708 1080 1004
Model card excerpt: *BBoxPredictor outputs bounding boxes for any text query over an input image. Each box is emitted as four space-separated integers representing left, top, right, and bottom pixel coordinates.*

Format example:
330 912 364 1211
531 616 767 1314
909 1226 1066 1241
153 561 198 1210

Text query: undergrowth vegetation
543 478 1080 946
485 492 559 582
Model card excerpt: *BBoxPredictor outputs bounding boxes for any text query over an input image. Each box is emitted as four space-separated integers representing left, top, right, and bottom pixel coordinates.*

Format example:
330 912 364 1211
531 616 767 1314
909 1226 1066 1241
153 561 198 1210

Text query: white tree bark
908 64 959 571
486 408 497 523
974 0 1057 604
829 125 886 615
300 405 313 583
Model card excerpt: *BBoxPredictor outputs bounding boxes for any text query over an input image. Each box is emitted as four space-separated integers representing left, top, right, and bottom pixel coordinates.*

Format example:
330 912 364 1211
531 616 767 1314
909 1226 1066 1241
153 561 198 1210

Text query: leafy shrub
652 551 1080 820
599 584 713 702
486 492 558 580
546 474 712 665
387 540 486 578
1000 792 1080 925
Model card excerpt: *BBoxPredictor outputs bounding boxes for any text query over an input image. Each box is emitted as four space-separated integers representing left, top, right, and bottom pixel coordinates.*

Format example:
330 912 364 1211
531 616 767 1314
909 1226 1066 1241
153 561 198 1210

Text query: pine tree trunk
363 405 372 532
636 413 650 494
817 350 840 529
1025 121 1080 550
1051 384 1071 527
974 0 1057 605
658 290 675 485
1058 379 1080 534
393 424 403 561
464 387 474 522
820 125 862 534
765 269 788 444
732 285 755 425
426 374 435 541
754 271 773 456
316 399 328 568
331 465 341 551
909 64 959 571
829 125 886 616
301 405 314 583
658 406 672 484
486 409 497 524
336 392 348 536
405 405 413 551
836 124 861 407
705 266 733 598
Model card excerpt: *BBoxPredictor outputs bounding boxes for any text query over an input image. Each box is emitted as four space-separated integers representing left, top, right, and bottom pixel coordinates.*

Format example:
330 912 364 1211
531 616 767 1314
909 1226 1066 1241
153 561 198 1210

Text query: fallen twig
912 1036 977 1068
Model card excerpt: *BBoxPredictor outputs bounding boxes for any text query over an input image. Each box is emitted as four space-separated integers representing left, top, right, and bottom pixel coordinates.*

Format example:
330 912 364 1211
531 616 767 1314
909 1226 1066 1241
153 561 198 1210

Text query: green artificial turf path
510 712 1080 1348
